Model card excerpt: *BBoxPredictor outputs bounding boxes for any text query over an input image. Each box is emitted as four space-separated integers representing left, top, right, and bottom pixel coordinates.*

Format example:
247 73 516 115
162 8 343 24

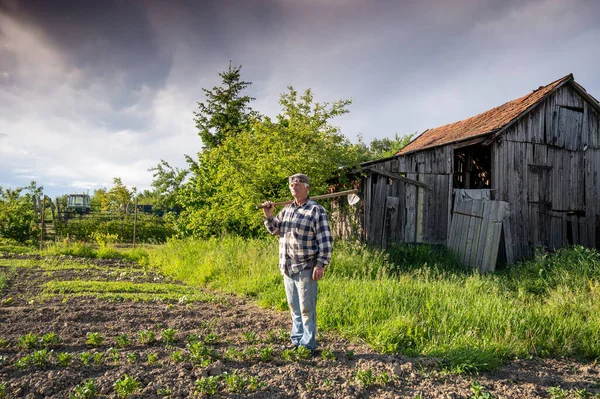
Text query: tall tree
194 62 257 149
148 160 188 212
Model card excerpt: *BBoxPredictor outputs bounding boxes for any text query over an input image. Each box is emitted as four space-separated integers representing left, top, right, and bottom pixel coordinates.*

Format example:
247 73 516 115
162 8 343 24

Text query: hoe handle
256 189 358 209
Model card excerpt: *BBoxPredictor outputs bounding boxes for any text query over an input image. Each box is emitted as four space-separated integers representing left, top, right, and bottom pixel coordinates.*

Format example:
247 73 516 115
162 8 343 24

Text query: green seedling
86 332 104 347
224 347 244 361
147 352 159 365
295 346 312 360
108 347 120 364
355 368 376 388
93 352 104 366
57 352 73 367
321 349 335 360
70 378 98 399
248 376 265 391
203 332 219 344
160 328 177 346
470 380 494 399
0 381 6 398
127 352 137 364
195 376 220 396
224 372 250 393
281 349 295 362
115 334 131 348
32 348 51 367
242 331 257 344
137 330 156 345
113 374 141 399
187 342 218 366
186 333 201 345
345 349 355 360
276 329 288 341
266 331 277 342
18 332 39 349
259 347 273 362
0 338 8 348
547 387 569 399
80 352 92 366
14 355 32 369
41 332 62 347
574 389 591 399
1 297 13 306
376 371 392 385
243 346 258 359
170 350 184 363
157 386 172 397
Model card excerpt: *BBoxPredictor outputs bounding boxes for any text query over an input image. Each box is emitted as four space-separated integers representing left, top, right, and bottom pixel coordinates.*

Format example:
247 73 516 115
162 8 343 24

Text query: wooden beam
365 167 432 190
452 136 488 149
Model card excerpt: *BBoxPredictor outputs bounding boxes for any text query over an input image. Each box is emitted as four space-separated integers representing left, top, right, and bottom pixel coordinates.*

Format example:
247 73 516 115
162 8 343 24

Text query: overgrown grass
149 237 600 371
42 280 218 303
42 241 150 263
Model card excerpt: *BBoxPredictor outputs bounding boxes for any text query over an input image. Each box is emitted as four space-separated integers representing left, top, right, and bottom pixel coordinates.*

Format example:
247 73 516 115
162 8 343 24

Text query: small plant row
1 328 180 351
195 372 265 395
3 327 298 351
69 375 142 399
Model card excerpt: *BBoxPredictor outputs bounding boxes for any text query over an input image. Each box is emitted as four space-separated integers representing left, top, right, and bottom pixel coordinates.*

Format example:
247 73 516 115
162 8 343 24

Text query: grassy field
3 236 600 372
148 237 600 372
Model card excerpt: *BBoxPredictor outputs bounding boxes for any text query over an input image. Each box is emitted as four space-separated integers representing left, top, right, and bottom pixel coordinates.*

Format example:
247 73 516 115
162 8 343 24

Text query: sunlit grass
149 238 600 371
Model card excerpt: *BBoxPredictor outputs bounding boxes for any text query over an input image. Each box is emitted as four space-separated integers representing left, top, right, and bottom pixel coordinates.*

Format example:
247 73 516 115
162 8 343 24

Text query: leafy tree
148 160 188 212
0 186 39 242
194 62 257 149
366 133 414 159
90 188 107 212
178 86 365 238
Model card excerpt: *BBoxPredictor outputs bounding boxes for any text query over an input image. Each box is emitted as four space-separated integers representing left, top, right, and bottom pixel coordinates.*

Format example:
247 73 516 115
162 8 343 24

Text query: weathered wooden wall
363 146 453 246
492 83 600 260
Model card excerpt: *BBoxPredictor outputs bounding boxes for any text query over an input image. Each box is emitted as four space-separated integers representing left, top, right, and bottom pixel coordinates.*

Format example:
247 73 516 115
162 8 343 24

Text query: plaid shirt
264 198 333 275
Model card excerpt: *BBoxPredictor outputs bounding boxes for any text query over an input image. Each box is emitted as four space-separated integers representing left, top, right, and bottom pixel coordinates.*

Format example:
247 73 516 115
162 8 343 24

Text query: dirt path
0 255 598 398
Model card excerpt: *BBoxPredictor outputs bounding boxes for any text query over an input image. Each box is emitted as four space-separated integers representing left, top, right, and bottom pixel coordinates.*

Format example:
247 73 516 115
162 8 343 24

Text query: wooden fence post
133 198 138 248
40 195 45 250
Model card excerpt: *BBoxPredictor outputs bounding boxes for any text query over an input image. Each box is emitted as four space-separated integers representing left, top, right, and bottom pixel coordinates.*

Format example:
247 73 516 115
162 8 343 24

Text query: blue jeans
283 268 318 350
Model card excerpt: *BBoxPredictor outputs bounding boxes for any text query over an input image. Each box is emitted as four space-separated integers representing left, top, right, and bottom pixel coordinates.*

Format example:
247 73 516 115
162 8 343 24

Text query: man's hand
262 201 274 218
312 266 324 281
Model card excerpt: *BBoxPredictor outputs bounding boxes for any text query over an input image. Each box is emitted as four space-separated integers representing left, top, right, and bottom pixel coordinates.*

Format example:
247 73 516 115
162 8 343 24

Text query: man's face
289 180 309 200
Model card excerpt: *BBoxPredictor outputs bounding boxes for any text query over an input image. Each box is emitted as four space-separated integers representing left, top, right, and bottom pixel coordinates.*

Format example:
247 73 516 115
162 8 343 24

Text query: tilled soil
0 255 599 398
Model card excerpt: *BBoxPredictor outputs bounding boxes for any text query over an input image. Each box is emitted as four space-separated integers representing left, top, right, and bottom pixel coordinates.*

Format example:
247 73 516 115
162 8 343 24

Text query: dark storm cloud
1 0 171 130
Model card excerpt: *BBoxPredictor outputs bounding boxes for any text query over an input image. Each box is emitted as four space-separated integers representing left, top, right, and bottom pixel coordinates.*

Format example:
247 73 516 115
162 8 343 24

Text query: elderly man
262 173 333 352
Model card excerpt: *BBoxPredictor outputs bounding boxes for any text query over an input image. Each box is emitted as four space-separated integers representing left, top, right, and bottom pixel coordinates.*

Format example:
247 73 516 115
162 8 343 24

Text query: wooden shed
361 73 600 270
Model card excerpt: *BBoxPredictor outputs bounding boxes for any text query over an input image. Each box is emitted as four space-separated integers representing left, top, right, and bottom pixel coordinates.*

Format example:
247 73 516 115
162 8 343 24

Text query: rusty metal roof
398 74 573 155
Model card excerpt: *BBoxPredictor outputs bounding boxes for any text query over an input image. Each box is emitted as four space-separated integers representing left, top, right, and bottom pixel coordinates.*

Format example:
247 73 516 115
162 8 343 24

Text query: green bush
56 212 175 243
0 188 39 243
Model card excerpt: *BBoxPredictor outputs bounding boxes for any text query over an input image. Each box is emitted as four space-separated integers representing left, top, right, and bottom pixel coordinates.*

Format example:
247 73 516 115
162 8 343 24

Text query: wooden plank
365 166 432 190
405 173 417 242
502 202 515 264
416 173 424 243
385 196 400 245
487 202 507 273
481 201 501 273
467 200 484 269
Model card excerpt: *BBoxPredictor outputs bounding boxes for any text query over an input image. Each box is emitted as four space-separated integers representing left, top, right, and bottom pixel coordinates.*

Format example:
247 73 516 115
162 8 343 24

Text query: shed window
453 144 491 189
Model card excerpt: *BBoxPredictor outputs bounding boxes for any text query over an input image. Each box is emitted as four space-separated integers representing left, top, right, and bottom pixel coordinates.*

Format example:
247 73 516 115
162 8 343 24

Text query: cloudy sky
1 0 599 198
